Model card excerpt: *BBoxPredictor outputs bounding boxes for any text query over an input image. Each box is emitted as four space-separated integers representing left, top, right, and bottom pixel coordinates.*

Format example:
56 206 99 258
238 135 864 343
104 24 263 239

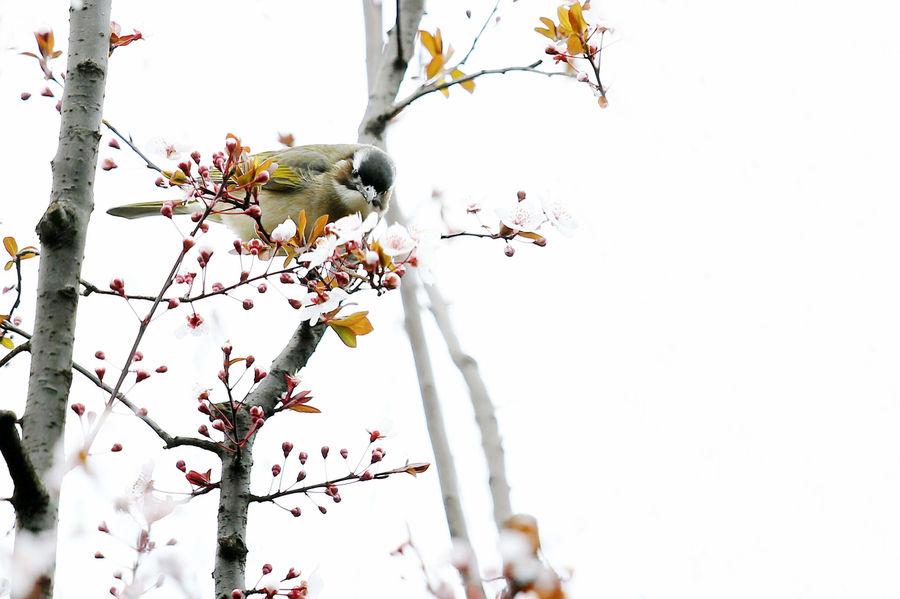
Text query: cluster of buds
194 345 269 452
258 428 429 519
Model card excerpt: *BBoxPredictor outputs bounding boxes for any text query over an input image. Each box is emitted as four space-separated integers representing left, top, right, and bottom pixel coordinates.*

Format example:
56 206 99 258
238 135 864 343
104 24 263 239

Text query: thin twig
458 0 502 68
102 119 164 174
387 60 569 120
0 340 30 369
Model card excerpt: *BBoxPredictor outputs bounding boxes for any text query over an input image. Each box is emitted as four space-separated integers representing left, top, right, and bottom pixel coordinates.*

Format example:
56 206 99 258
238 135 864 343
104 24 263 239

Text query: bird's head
340 146 396 213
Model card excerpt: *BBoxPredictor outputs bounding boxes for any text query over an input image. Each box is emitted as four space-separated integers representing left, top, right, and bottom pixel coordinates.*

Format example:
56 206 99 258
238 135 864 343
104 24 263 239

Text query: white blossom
378 223 417 257
498 198 544 232
540 194 578 237
270 218 297 244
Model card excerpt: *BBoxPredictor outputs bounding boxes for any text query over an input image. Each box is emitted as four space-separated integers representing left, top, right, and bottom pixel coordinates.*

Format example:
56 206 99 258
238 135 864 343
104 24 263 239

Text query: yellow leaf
438 85 450 98
451 69 475 93
568 2 588 35
3 237 17 257
404 462 430 476
18 251 37 260
419 30 439 57
309 214 329 243
331 325 358 348
426 55 445 80
1 337 13 349
535 17 557 40
288 404 321 414
297 210 308 242
330 311 373 335
566 34 585 55
598 95 609 108
4 261 12 271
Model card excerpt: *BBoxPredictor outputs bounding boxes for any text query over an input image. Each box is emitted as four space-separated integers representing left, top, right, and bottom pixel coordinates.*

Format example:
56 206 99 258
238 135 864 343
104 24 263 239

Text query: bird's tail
106 201 195 219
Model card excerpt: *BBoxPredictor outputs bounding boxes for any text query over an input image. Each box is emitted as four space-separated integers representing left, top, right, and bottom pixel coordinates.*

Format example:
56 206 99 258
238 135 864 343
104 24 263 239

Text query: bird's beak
358 184 376 204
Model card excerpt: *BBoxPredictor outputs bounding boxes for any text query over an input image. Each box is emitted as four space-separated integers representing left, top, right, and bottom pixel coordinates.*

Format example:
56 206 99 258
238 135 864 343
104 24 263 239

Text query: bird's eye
352 169 359 178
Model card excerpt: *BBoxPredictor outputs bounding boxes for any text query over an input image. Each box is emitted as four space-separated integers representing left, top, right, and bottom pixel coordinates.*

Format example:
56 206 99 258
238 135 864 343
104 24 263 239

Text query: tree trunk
15 1 111 597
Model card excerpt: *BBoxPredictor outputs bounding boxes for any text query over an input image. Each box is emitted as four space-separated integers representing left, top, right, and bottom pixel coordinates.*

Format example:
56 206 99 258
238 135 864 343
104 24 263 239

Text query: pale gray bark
361 3 493 598
13 1 111 597
425 283 513 528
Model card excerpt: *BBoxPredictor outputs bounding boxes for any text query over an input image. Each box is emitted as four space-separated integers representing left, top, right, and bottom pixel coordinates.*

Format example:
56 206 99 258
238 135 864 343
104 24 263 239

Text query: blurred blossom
378 223 416 257
540 194 577 237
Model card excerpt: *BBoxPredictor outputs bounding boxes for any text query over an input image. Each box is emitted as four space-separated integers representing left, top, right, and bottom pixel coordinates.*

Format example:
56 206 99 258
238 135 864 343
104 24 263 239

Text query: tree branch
424 283 512 527
0 411 48 521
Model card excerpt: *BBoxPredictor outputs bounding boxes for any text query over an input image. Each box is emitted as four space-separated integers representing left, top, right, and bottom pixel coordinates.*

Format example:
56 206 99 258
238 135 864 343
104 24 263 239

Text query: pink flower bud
167 298 180 309
257 283 267 293
282 441 293 457
21 92 31 101
318 506 327 514
176 460 186 472
504 245 515 257
95 351 106 360
360 470 373 481
111 444 123 452
254 368 267 383
286 568 300 580
517 190 527 201
340 448 348 459
242 299 254 310
190 211 203 223
98 522 109 533
198 425 210 437
134 351 143 362
160 203 174 219
261 564 273 575
71 403 85 416
211 282 224 292
244 205 261 218
240 270 250 282
41 87 53 97
178 161 191 176
95 367 105 380
383 272 401 290
191 151 201 164
291 507 301 517
321 446 329 459
288 298 302 309
101 158 117 171
183 238 195 252
271 464 281 477
212 419 225 431
231 590 244 599
108 139 120 149
155 177 166 187
280 273 295 284
134 371 150 383
245 355 255 367
254 171 270 184
298 452 308 464
137 408 148 417
297 470 306 482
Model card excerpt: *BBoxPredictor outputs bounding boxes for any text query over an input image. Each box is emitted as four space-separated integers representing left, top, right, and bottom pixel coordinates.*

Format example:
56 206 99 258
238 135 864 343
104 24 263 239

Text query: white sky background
2 0 900 598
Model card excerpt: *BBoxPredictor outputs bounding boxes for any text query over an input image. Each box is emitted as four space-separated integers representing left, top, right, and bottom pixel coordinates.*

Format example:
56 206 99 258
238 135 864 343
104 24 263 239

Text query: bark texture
14 1 111 597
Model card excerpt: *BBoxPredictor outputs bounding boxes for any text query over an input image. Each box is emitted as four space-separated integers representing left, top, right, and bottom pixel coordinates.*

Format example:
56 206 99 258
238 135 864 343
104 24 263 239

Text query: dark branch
0 410 48 518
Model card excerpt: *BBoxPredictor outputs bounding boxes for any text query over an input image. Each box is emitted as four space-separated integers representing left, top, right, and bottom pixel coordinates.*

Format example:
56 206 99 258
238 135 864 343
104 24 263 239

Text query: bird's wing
259 145 359 192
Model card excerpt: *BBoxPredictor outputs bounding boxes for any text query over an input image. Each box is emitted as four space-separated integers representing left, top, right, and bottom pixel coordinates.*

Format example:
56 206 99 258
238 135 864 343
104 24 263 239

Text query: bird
107 144 396 241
